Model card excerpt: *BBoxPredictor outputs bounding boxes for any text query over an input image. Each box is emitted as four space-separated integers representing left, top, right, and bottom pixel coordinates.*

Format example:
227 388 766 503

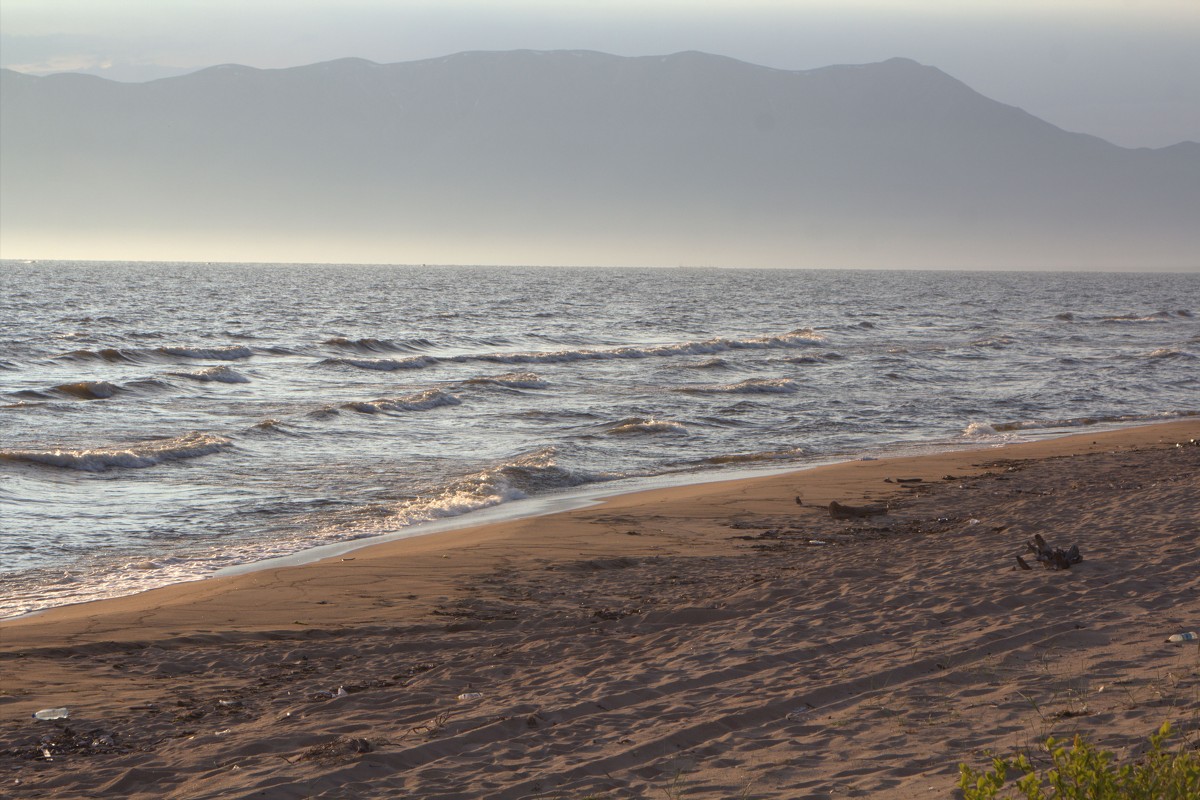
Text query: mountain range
2 50 1197 268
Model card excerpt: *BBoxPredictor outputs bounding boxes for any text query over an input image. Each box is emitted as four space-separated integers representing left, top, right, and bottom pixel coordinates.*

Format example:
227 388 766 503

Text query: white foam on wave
1146 348 1195 360
389 447 620 527
321 356 439 371
686 357 729 369
340 388 461 415
1097 313 1172 324
480 329 825 365
680 378 800 394
970 336 1016 348
0 431 232 471
317 329 825 373
963 410 1199 438
606 417 688 435
962 421 1003 438
60 344 256 364
157 345 254 360
462 371 550 389
169 365 251 383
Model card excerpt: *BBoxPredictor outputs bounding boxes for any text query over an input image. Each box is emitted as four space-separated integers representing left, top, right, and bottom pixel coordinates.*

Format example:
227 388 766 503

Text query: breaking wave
337 389 461 415
1097 312 1173 325
2 400 46 410
157 345 254 360
971 336 1016 348
475 329 824 366
51 380 121 399
461 372 549 389
50 378 169 399
679 378 800 394
249 418 292 434
58 345 254 363
605 417 688 435
1 432 232 471
389 447 620 527
59 347 142 364
318 329 824 373
963 410 1199 437
169 365 251 383
320 356 439 371
323 336 434 353
1146 348 1195 360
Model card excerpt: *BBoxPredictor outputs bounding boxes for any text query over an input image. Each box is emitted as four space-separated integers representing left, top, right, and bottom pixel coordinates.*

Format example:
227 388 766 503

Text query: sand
2 421 1198 799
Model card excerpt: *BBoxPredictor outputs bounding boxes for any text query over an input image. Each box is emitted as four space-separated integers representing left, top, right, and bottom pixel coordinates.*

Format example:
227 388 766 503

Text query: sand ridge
2 421 1198 798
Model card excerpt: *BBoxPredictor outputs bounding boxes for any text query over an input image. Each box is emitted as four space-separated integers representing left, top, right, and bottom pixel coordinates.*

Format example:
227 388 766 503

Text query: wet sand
2 420 1198 798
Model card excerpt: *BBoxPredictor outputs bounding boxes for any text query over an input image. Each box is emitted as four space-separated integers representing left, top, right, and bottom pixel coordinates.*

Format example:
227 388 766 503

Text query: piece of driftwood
1017 533 1083 570
829 501 888 520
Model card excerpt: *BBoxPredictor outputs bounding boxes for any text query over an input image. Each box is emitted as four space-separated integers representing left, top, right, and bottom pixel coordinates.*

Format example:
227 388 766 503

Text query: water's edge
7 419 1174 623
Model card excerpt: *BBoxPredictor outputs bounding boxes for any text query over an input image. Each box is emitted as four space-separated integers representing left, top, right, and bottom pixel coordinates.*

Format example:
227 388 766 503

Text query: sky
2 0 1198 150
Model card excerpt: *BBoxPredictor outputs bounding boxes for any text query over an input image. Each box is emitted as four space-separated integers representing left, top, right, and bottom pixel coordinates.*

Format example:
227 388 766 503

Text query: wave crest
964 410 1199 437
58 345 254 363
320 356 439 371
59 347 139 364
390 448 619 527
339 389 461 415
606 417 688 435
1 432 232 471
157 345 254 360
680 378 800 394
323 336 434 353
169 365 251 383
52 380 120 399
1147 348 1195 360
323 329 825 373
1097 313 1171 324
462 372 549 389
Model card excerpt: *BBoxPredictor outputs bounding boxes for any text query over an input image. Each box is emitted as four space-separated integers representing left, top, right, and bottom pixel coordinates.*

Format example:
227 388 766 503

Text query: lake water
1 262 1196 617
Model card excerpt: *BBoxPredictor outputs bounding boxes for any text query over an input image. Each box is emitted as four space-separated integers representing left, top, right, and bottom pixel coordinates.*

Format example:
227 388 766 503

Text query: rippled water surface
1 262 1197 616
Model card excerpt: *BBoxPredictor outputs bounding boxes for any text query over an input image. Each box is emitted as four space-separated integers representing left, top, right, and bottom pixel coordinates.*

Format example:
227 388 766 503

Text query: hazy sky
2 0 1197 149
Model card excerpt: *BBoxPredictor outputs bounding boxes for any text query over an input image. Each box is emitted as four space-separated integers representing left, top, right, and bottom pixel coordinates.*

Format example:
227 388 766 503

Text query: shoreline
2 419 1194 642
2 419 1198 798
6 415 1193 623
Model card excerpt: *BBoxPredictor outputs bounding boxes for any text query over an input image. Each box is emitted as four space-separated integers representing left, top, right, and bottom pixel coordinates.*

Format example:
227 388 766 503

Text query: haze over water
1 261 1197 617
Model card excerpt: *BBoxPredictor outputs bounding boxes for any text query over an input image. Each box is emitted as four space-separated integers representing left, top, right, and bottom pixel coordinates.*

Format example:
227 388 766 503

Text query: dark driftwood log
829 501 889 520
1018 533 1083 570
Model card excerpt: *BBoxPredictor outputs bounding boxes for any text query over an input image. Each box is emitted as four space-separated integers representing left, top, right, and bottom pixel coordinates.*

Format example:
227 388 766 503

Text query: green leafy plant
959 722 1199 799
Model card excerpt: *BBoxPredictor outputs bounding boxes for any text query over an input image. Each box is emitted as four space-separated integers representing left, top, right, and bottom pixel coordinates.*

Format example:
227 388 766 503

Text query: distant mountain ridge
2 50 1197 267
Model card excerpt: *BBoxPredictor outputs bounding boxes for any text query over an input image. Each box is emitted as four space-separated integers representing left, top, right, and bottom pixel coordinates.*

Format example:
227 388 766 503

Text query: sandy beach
2 420 1198 798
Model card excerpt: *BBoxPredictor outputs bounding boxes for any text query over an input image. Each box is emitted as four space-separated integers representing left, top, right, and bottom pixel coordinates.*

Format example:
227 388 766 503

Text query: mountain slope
2 51 1196 267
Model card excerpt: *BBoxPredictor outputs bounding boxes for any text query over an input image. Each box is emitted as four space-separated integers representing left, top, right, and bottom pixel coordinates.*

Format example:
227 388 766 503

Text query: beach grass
959 722 1200 800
